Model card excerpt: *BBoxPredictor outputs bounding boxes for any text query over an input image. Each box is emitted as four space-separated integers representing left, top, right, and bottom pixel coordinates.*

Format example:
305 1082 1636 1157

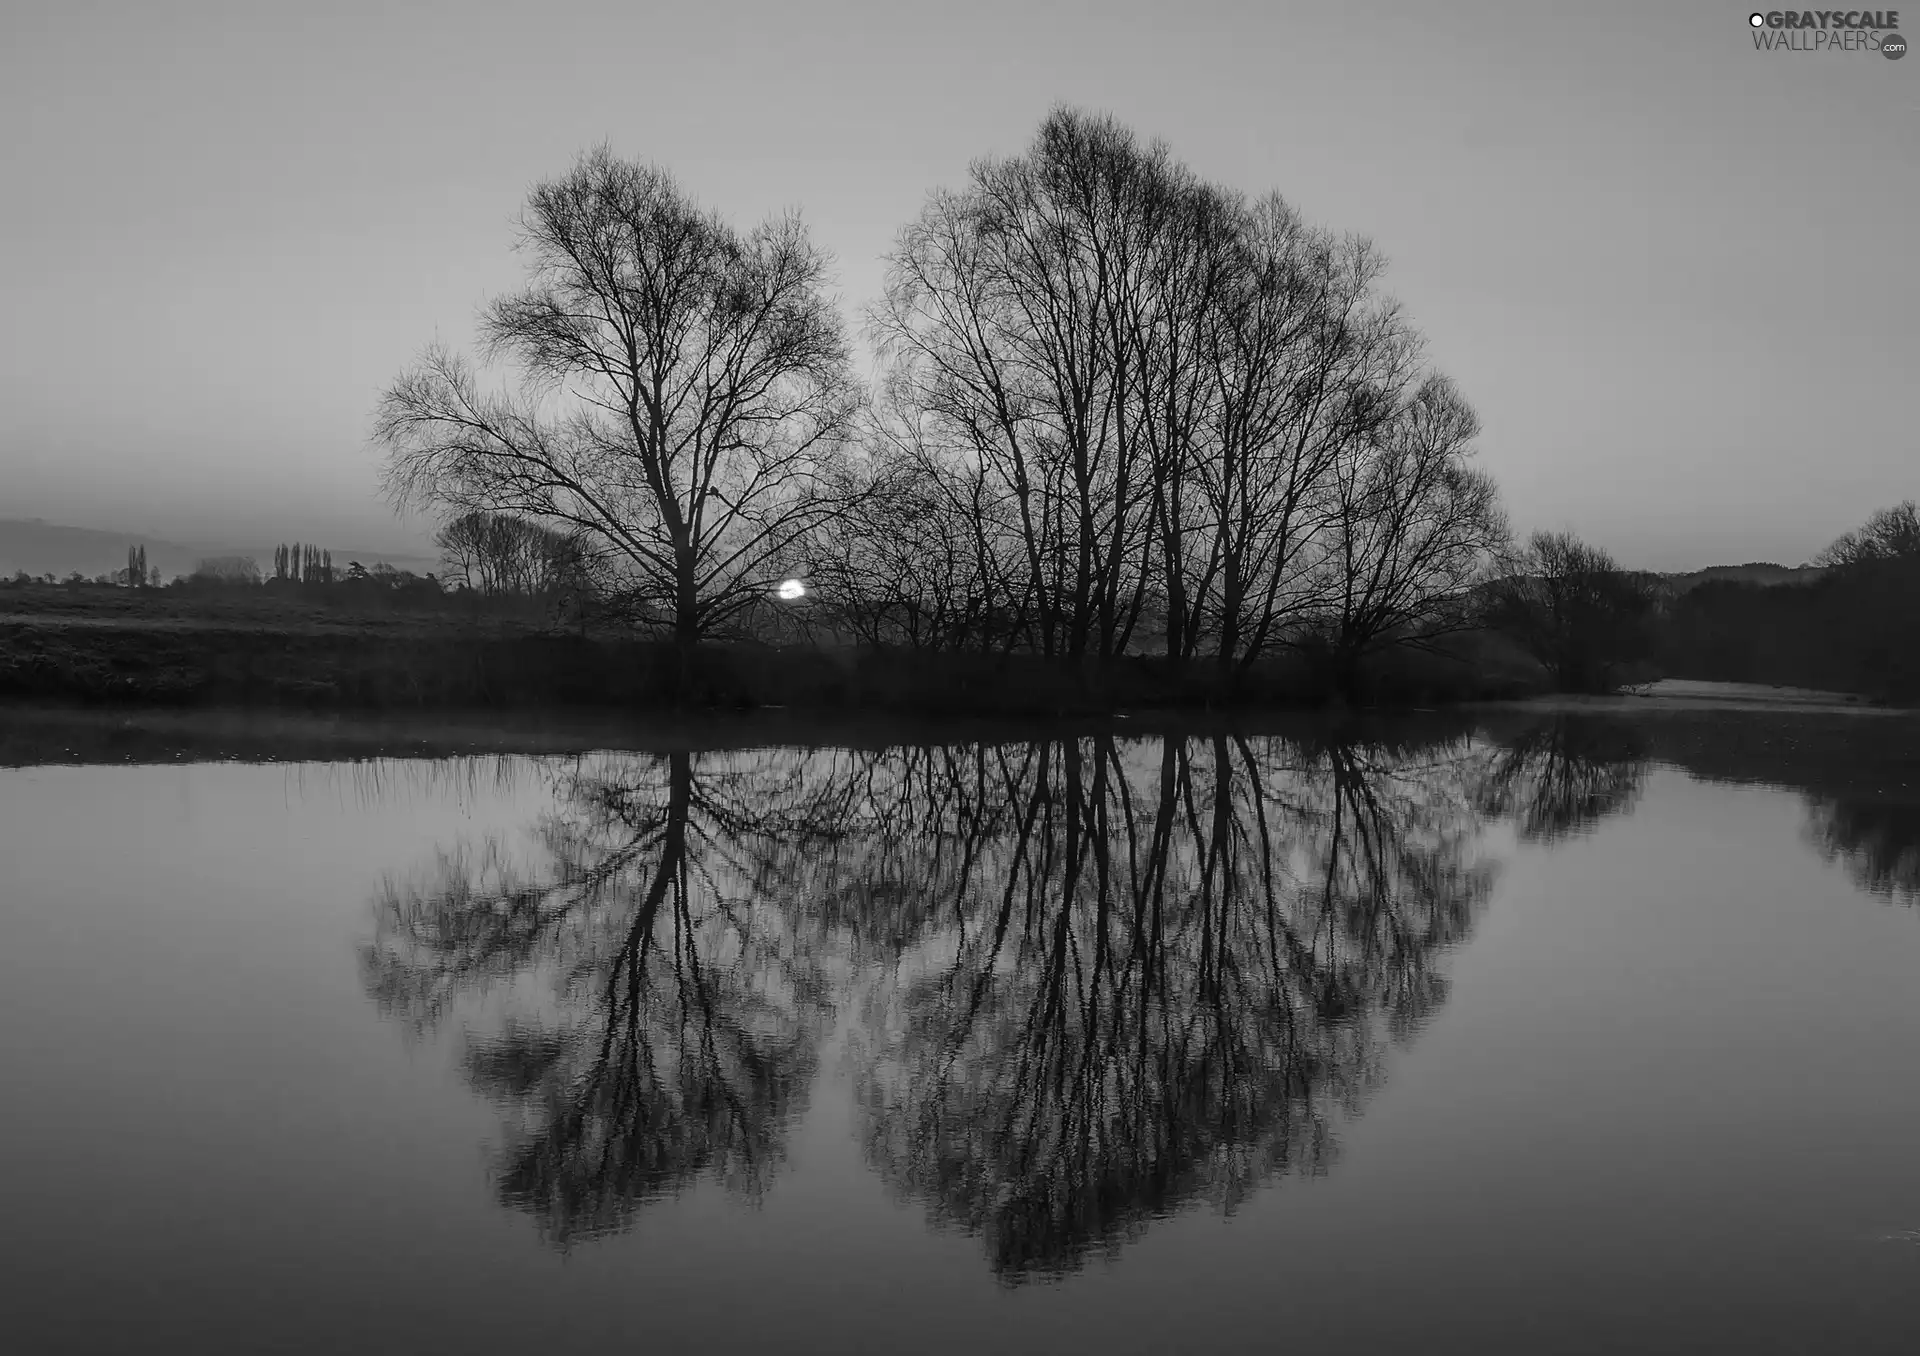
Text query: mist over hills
0 517 437 581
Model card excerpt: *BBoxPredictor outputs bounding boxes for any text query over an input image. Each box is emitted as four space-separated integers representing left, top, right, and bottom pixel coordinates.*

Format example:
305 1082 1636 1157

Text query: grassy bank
0 701 1500 769
0 588 1546 715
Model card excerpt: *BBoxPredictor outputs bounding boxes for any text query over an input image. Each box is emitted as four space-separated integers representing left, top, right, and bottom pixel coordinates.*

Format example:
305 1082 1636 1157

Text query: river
2 702 1916 1353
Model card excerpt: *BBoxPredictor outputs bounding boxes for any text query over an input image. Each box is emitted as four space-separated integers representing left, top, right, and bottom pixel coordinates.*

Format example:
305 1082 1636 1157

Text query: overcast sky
2 0 1912 567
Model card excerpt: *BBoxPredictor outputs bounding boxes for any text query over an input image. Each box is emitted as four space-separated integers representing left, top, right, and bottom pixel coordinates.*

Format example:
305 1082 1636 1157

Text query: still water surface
2 709 1917 1354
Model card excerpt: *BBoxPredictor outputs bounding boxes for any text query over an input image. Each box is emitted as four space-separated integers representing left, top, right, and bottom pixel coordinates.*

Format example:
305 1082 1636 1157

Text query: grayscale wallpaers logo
1748 10 1905 55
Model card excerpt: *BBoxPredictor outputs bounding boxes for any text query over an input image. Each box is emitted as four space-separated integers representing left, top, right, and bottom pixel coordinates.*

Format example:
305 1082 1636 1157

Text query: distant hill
0 518 438 581
1661 562 1825 593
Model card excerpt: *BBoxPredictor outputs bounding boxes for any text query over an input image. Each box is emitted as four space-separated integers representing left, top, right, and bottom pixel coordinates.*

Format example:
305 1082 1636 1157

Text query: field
0 582 1549 715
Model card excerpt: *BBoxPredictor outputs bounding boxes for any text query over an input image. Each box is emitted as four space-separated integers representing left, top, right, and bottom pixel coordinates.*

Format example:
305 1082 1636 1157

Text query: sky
1 0 1913 569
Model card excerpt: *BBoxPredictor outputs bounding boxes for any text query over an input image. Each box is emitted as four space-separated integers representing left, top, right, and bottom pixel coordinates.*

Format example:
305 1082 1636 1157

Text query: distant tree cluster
191 555 264 586
177 547 449 609
1662 499 1920 701
378 112 1903 703
271 542 335 585
820 111 1506 693
0 544 160 589
5 564 158 588
0 529 592 625
375 111 1508 690
1484 531 1660 693
433 510 593 601
1814 500 1920 570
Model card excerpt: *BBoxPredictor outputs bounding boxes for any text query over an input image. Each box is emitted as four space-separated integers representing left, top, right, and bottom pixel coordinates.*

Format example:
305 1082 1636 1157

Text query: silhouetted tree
189 555 261 586
434 509 594 603
1814 499 1920 570
1486 531 1657 692
805 446 1012 650
1307 375 1507 696
863 108 1505 680
868 112 1177 660
1658 497 1920 701
376 146 862 646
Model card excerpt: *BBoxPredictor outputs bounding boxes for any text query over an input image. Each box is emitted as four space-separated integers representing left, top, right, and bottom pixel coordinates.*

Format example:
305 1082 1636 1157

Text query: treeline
1454 501 1917 703
2 525 595 617
374 110 1507 697
1659 501 1920 702
17 546 450 601
26 109 1890 708
387 111 1910 706
204 522 599 619
809 118 1505 689
9 545 159 590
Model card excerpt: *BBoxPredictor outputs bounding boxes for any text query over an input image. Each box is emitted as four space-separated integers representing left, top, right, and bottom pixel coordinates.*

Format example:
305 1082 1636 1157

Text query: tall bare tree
1814 500 1920 570
376 147 861 644
1308 374 1508 693
871 110 1191 661
1189 206 1419 676
865 108 1504 682
1487 531 1658 692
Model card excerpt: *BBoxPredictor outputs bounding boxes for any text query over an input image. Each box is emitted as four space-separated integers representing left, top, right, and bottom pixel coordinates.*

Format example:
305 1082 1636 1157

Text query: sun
775 579 807 601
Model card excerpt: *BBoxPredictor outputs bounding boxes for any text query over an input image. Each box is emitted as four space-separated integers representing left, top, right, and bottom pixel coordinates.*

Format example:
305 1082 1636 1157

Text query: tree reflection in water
361 720 1658 1275
848 732 1498 1279
363 749 835 1246
1805 796 1920 907
1472 716 1649 844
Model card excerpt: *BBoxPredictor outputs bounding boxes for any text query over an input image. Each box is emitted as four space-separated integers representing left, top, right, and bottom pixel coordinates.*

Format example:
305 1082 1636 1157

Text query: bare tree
1486 531 1658 693
870 110 1191 662
864 108 1501 681
271 542 334 585
1188 207 1422 677
1814 500 1920 570
190 555 261 586
434 509 593 601
805 429 1017 650
376 146 862 646
1307 374 1508 694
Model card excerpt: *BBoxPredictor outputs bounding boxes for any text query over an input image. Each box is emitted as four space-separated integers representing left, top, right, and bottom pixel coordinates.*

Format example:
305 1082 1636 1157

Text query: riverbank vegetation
370 111 1511 705
0 580 1543 713
2 111 1909 713
1658 501 1920 703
